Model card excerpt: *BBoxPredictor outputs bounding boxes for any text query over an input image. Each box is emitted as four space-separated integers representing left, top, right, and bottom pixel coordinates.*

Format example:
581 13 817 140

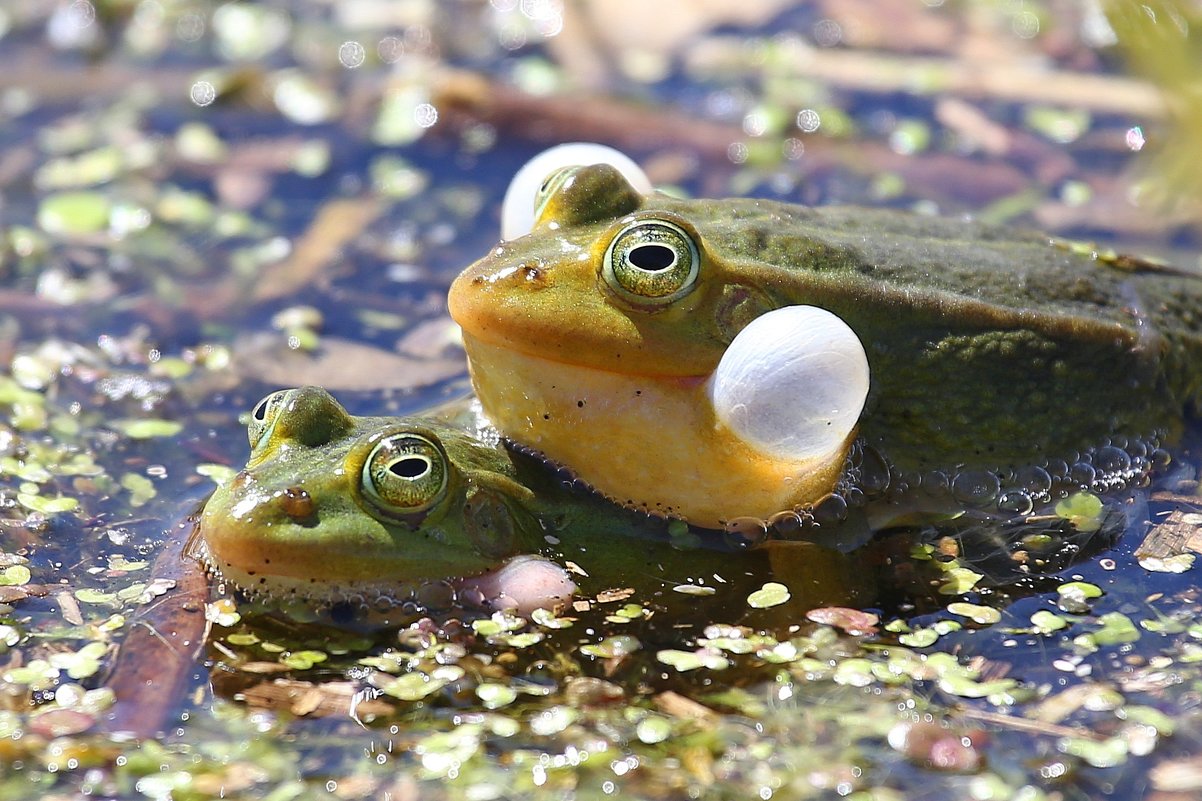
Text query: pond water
1 2 1201 799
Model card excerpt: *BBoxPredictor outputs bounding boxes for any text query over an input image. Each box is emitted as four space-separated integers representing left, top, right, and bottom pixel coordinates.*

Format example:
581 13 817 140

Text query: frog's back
675 197 1202 475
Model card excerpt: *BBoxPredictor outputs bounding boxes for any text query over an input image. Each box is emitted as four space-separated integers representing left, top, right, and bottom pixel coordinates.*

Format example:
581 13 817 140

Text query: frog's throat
461 334 853 529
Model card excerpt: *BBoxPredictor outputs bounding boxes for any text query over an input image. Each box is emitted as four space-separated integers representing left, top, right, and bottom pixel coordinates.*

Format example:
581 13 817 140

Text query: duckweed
746 581 790 608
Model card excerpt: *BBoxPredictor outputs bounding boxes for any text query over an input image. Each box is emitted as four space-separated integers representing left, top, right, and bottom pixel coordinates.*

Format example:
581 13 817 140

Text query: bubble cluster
732 433 1167 542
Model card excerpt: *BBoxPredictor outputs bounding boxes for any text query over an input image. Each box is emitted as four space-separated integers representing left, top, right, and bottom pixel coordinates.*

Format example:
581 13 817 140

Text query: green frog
449 148 1202 529
198 386 839 614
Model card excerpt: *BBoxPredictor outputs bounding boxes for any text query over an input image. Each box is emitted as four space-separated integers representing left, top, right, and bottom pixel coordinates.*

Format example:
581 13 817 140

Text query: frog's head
449 145 869 528
199 386 557 607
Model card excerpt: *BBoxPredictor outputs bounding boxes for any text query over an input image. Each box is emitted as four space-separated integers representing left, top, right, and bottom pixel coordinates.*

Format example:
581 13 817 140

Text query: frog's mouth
193 536 574 615
459 332 855 529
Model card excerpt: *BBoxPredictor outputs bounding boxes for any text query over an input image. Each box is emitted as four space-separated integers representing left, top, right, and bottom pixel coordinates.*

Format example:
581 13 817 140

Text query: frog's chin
195 540 574 616
461 316 864 529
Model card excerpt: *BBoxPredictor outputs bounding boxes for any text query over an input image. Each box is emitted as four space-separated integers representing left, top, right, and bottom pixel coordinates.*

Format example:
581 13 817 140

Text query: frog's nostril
279 486 316 522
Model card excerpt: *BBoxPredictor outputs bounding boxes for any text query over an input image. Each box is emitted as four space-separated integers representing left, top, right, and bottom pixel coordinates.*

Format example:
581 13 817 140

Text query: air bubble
1151 448 1172 471
1069 461 1096 487
1014 465 1053 497
997 490 1034 516
1093 445 1132 476
812 493 848 525
1045 459 1069 479
951 470 1000 506
768 510 805 536
920 470 950 495
415 580 456 610
858 446 892 496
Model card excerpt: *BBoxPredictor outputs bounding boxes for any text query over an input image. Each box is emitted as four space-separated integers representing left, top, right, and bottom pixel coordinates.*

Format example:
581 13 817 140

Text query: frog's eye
501 142 651 240
248 390 290 449
362 433 449 516
602 219 700 307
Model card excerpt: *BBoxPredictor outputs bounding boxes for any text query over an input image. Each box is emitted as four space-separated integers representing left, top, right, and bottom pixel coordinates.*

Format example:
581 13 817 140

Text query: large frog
198 386 825 614
449 147 1202 529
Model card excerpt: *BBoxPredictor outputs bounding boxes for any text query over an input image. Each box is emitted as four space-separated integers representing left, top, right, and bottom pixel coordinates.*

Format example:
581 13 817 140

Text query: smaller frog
199 386 574 614
199 386 801 615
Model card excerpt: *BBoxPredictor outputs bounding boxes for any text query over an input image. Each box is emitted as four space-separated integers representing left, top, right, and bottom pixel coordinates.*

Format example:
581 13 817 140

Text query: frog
197 386 831 615
449 145 1202 530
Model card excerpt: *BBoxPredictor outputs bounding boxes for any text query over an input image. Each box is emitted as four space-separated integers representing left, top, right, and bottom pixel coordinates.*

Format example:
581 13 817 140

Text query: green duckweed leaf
38 192 111 236
196 463 238 486
531 608 574 629
946 602 1001 625
476 683 517 710
1060 735 1127 768
1089 612 1141 647
0 565 31 586
656 649 729 672
747 582 790 609
937 567 983 595
1055 492 1105 533
1031 610 1069 634
898 628 940 648
17 493 79 514
110 419 184 439
581 635 641 659
280 650 328 670
635 715 673 744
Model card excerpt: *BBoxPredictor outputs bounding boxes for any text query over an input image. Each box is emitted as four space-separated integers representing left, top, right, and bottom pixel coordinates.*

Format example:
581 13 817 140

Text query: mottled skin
450 164 1202 525
199 387 783 611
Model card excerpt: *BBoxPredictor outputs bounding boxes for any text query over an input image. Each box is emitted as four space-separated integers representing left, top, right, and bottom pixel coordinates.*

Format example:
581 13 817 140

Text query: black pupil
391 455 429 479
253 401 268 420
629 243 675 272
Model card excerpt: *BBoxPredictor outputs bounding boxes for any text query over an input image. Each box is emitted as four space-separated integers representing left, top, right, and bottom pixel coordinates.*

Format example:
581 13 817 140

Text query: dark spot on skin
543 414 551 420
577 400 585 408
635 390 642 396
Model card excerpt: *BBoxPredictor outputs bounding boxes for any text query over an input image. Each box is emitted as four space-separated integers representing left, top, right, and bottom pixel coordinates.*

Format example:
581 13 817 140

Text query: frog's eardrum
707 305 870 461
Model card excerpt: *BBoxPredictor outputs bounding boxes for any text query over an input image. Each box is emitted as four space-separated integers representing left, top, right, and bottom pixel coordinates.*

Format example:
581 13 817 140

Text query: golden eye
602 219 701 307
361 433 449 516
247 390 290 450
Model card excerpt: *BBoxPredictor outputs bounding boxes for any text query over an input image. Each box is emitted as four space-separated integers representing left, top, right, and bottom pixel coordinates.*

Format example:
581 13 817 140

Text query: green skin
451 164 1202 481
199 386 807 610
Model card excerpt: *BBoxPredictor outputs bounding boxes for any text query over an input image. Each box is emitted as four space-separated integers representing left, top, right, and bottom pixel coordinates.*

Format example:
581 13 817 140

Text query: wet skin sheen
449 164 1202 527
